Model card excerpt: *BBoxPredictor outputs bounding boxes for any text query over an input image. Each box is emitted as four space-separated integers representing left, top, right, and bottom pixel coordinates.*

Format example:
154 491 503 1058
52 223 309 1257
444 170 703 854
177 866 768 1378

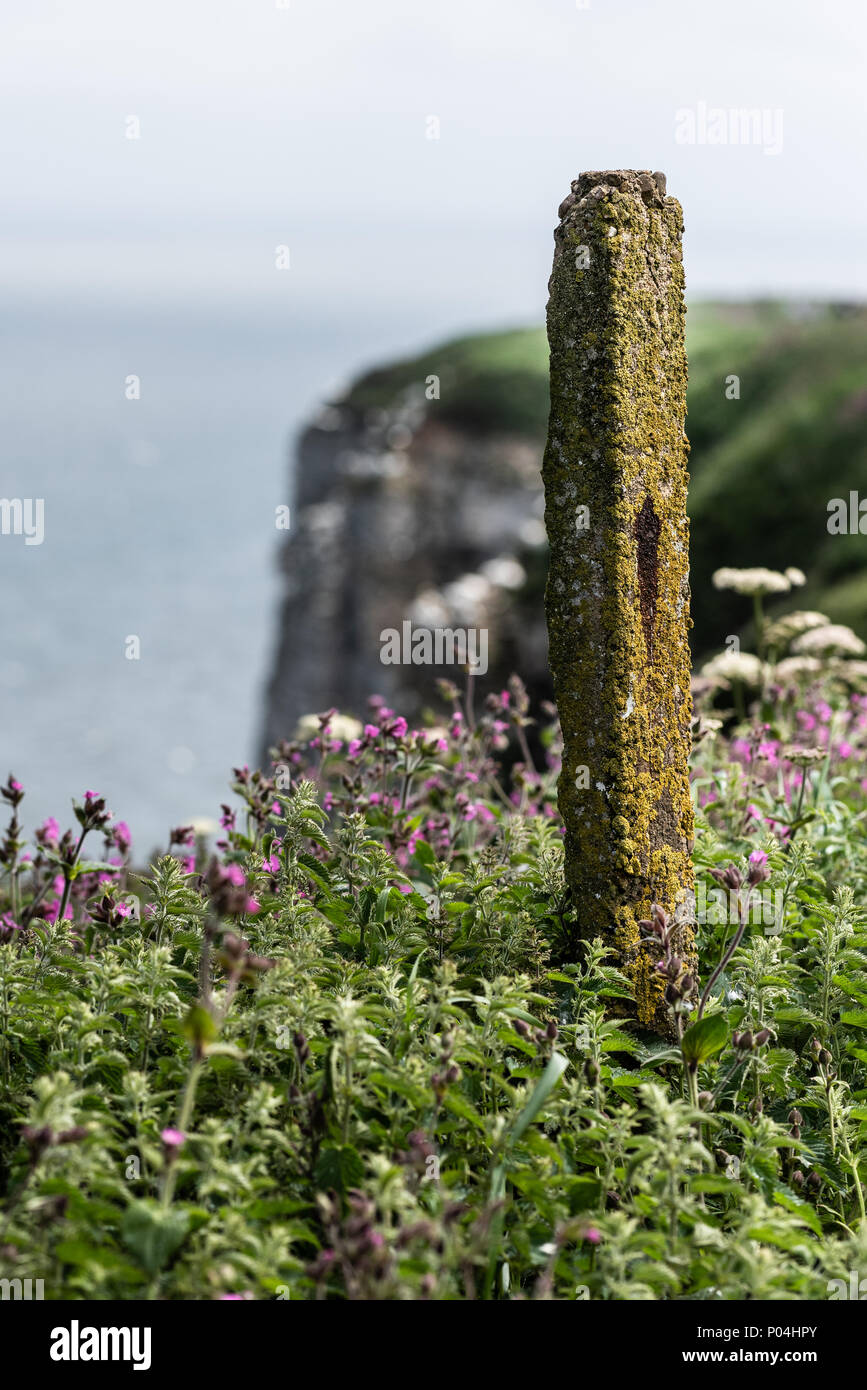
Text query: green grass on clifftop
346 303 867 653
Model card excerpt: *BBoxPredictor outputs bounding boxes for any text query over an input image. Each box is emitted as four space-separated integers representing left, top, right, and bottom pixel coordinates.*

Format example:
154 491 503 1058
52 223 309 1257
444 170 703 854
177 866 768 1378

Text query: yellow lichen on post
542 170 696 1034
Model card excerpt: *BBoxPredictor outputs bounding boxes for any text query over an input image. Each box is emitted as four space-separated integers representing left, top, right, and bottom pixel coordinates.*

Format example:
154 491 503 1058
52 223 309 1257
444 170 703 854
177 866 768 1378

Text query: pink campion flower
45 875 73 924
838 741 854 759
38 817 61 849
113 821 132 854
181 856 195 875
584 1227 602 1245
323 791 333 812
347 739 363 758
389 717 408 738
369 792 382 806
245 897 260 915
749 850 768 869
224 864 245 887
816 701 833 724
264 853 280 874
271 801 281 815
797 711 817 733
435 737 448 753
161 1127 185 1147
364 724 379 739
0 913 21 942
114 901 132 919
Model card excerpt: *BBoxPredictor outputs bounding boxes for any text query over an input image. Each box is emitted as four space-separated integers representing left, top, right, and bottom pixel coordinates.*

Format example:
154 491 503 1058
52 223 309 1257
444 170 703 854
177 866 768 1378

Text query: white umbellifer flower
711 567 792 596
835 660 867 685
765 611 830 647
700 651 765 686
783 745 825 765
791 624 866 657
294 712 364 742
773 656 822 682
190 816 219 836
480 556 526 590
785 567 807 587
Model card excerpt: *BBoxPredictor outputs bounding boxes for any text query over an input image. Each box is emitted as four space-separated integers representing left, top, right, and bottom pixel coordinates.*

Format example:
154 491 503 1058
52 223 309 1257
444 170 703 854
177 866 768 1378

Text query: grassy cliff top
345 303 867 648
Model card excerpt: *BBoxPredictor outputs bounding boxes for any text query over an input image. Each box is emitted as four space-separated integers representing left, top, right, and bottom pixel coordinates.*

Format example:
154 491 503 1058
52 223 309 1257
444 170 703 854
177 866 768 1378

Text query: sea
0 290 507 856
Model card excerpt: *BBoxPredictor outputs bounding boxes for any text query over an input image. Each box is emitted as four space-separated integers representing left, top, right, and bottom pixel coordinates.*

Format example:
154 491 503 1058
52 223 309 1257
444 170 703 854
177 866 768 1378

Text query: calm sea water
0 293 492 854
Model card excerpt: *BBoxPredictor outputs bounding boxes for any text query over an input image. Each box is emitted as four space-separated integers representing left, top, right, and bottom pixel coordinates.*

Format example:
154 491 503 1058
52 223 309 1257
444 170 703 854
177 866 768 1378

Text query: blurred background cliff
261 303 867 755
2 0 865 848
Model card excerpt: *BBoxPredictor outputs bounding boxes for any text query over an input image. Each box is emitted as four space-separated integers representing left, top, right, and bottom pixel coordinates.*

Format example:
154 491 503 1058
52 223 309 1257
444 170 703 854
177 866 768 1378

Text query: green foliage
3 661 867 1300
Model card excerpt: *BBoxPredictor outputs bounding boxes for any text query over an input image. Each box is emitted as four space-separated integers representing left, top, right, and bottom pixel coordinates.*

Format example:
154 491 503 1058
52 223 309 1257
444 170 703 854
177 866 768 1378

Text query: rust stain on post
542 170 696 1034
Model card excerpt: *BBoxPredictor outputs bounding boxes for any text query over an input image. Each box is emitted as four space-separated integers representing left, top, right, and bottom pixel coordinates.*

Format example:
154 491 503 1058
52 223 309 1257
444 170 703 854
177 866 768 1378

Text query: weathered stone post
542 170 695 1034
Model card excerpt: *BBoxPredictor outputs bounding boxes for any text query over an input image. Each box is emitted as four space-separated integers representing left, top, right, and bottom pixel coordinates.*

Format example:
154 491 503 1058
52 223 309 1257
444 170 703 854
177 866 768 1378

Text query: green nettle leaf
180 1004 218 1049
121 1201 191 1275
71 861 121 879
681 1013 729 1065
565 1176 603 1213
840 1011 867 1029
313 1144 365 1196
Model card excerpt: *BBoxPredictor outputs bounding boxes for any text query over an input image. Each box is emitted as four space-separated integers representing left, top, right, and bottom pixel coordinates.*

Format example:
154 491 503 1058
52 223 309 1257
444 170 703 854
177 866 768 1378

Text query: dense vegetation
3 572 867 1300
347 303 867 656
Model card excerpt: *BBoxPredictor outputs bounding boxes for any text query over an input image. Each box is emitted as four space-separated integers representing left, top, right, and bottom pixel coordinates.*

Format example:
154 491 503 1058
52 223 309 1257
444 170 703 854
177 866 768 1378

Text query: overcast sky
2 0 865 321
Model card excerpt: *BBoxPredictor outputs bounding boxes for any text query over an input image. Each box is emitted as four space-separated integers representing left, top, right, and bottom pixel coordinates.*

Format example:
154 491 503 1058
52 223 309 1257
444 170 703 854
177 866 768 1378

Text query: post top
558 170 669 219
